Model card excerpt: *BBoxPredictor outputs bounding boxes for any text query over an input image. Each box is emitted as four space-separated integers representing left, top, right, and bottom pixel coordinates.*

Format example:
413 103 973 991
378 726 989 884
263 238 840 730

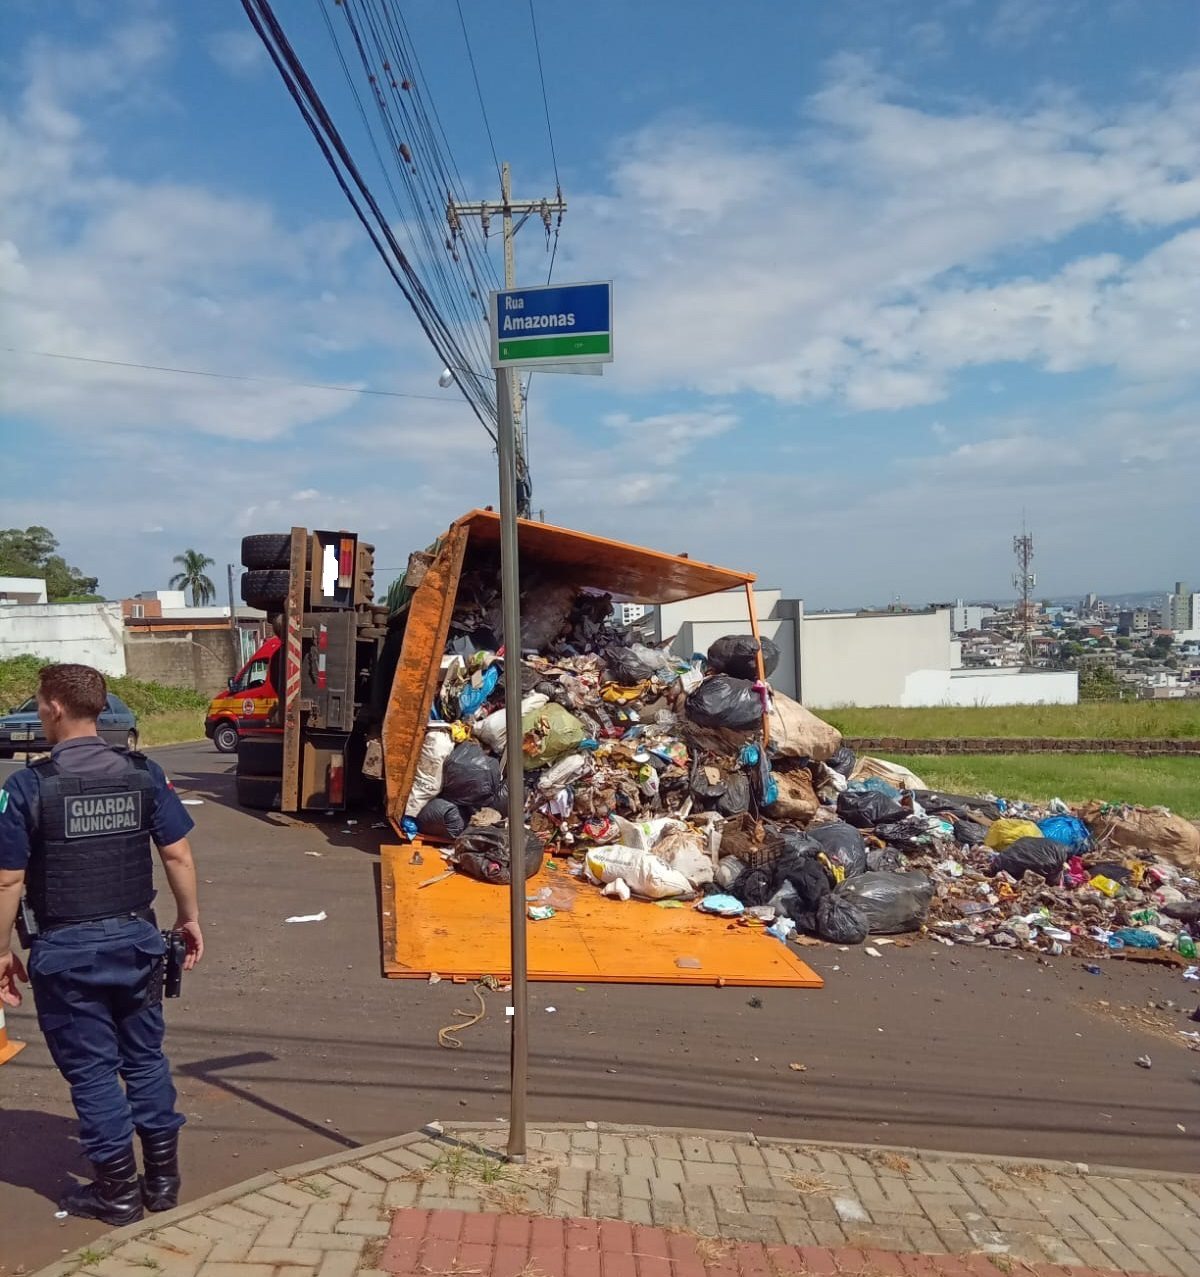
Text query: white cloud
206 28 266 78
0 19 424 445
602 408 738 451
985 0 1053 46
565 59 1200 412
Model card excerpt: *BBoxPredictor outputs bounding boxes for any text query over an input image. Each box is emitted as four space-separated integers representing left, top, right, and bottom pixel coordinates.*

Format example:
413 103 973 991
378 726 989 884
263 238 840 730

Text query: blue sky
2 0 1199 607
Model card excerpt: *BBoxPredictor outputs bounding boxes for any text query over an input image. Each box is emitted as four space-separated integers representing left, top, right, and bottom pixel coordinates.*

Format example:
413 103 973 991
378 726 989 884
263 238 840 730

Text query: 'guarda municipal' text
66 792 141 837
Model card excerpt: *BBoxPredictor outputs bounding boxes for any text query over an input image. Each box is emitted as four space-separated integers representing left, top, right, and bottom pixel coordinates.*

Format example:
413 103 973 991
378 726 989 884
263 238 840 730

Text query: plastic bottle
1178 933 1198 959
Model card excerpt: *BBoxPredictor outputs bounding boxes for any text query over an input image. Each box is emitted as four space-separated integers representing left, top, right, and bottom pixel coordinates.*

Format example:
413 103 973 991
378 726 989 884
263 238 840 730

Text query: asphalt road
1 741 1197 1273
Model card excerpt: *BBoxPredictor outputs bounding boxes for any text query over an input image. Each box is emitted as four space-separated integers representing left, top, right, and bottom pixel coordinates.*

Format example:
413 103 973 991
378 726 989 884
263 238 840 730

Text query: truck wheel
213 722 240 753
238 738 284 774
241 569 290 610
241 533 293 570
236 774 281 810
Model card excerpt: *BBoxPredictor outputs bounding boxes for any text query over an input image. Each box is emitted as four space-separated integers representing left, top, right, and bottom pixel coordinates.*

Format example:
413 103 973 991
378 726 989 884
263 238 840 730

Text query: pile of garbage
401 579 1200 964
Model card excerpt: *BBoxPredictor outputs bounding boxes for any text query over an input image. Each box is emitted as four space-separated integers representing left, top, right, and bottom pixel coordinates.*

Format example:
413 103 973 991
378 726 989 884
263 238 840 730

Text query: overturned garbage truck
233 511 798 821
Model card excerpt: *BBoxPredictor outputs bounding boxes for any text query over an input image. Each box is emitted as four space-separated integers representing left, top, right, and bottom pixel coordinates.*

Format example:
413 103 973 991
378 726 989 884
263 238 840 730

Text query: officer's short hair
38 664 108 720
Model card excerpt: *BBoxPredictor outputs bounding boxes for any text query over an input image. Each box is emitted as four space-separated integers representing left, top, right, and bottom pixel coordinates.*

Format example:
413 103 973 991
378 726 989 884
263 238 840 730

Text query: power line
0 346 462 403
527 0 560 191
455 0 501 185
242 0 498 439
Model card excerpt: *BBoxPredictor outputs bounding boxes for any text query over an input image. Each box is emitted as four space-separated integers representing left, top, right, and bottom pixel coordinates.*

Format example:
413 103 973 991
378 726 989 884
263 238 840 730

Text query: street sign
490 281 613 369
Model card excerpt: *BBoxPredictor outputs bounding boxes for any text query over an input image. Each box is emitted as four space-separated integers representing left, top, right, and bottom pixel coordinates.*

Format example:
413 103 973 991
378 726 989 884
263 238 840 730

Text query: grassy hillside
888 753 1200 819
824 700 1200 740
0 655 207 746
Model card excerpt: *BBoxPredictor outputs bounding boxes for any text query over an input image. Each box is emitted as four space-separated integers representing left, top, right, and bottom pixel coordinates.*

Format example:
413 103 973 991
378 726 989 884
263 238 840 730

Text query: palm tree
170 549 216 607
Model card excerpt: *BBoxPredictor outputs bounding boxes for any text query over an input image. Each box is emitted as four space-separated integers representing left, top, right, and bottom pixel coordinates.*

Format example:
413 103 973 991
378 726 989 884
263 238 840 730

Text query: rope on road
437 975 503 1049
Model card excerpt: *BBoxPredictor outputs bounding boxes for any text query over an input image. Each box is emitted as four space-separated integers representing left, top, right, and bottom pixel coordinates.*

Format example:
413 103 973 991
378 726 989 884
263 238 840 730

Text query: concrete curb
36 1121 1199 1277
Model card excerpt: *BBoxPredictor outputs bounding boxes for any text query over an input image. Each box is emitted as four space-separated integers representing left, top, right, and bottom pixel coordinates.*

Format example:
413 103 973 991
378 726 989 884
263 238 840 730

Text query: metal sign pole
496 367 529 1163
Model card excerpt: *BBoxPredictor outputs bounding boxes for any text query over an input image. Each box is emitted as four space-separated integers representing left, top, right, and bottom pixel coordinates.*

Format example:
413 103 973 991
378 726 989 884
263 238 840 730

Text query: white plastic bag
585 846 692 900
404 724 455 818
537 752 590 792
612 815 687 853
475 693 548 753
653 829 715 887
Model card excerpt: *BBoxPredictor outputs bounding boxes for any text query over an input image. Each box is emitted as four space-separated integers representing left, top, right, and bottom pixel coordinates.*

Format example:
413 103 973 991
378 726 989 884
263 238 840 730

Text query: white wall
0 603 127 675
0 577 49 605
139 589 187 607
800 610 951 708
900 667 1078 707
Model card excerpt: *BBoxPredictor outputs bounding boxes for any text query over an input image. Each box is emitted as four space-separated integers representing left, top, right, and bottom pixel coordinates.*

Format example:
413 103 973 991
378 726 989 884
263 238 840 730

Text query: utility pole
448 163 565 517
1012 524 1036 667
226 563 240 666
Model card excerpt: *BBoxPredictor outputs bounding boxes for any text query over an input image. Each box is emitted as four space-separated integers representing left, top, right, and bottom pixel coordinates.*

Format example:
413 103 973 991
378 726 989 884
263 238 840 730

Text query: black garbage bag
689 755 728 804
730 867 773 907
817 894 869 944
772 836 820 885
439 741 503 808
1086 860 1134 884
416 797 467 841
706 634 780 680
828 746 857 779
952 817 989 846
774 854 831 911
686 675 763 731
838 789 906 829
716 771 751 817
867 846 906 873
838 871 933 935
912 790 1002 822
807 821 868 879
989 837 1069 883
605 645 659 685
453 825 544 885
874 815 944 854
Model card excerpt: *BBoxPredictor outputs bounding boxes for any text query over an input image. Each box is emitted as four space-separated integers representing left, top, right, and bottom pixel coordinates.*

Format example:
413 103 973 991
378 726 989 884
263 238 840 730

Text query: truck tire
241 569 290 610
213 721 240 753
241 533 292 570
238 738 284 774
236 774 281 810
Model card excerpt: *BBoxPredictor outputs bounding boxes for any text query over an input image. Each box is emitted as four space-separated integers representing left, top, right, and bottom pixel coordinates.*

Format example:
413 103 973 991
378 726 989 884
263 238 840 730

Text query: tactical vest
25 749 157 929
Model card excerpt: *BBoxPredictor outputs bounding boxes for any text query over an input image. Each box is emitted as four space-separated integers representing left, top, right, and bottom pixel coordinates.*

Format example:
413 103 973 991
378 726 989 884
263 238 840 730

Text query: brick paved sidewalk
34 1125 1200 1277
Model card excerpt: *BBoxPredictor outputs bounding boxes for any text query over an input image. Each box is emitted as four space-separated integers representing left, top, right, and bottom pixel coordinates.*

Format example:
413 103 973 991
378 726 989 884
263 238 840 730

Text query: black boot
60 1146 144 1225
139 1129 181 1212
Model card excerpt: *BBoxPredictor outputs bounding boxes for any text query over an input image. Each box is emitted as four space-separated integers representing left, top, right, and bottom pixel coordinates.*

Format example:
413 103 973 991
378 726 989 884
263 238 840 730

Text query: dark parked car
0 693 139 759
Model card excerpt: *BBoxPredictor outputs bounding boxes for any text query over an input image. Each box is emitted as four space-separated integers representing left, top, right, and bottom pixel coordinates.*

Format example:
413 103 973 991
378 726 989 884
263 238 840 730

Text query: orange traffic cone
0 1003 26 1065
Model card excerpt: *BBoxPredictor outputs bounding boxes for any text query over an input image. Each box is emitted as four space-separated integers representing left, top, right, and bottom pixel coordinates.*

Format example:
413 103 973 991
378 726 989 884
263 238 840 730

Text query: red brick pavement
381 1210 1162 1277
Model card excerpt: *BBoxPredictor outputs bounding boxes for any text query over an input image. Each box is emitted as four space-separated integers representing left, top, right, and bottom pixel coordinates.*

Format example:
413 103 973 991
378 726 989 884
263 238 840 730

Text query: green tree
1078 663 1126 701
1152 634 1174 657
169 549 216 606
1116 636 1133 651
0 525 101 600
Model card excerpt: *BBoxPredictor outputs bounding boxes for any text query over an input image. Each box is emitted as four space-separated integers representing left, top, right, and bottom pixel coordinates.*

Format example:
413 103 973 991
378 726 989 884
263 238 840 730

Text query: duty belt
37 905 158 936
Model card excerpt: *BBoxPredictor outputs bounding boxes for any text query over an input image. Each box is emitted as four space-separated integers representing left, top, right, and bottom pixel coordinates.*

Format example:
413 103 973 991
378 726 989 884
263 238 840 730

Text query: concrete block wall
124 629 240 694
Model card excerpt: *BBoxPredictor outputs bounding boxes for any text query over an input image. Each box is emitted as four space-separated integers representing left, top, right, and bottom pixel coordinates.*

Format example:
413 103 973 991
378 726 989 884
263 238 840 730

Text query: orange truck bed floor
381 844 824 988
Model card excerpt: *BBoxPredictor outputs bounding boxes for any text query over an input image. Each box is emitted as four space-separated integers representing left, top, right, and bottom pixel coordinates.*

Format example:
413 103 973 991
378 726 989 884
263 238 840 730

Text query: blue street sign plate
490 281 613 369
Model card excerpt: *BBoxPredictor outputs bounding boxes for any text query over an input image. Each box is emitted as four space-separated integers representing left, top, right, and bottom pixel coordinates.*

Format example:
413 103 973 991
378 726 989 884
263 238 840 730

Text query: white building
0 576 49 606
949 600 995 634
615 602 647 627
1165 583 1200 633
652 589 1077 708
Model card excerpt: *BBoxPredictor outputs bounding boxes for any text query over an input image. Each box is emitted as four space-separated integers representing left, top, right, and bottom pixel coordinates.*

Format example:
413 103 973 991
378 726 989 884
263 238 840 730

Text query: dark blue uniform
0 738 194 1163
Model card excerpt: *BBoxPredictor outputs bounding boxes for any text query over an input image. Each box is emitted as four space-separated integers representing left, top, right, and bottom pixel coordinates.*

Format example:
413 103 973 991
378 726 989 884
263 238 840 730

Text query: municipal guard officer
0 663 203 1225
